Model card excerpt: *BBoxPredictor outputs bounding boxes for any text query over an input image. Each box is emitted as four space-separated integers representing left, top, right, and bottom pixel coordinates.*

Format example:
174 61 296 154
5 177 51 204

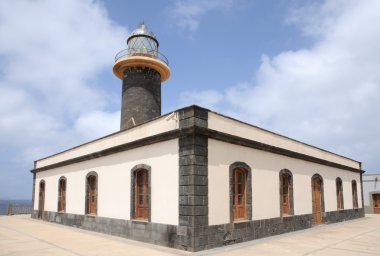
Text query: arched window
229 162 252 222
311 174 324 225
38 180 45 219
85 172 98 215
131 164 151 221
352 180 358 209
280 169 294 217
58 177 66 212
233 168 247 220
336 177 344 210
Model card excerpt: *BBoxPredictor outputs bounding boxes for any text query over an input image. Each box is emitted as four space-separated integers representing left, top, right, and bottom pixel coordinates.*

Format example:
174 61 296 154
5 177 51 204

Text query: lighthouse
113 22 170 130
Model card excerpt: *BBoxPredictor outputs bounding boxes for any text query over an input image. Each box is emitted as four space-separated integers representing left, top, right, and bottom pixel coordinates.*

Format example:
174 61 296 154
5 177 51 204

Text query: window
85 172 97 215
134 169 149 220
131 164 151 221
352 180 358 209
229 162 252 223
280 169 294 216
58 177 66 212
233 168 247 220
311 174 324 225
38 180 45 219
336 177 344 210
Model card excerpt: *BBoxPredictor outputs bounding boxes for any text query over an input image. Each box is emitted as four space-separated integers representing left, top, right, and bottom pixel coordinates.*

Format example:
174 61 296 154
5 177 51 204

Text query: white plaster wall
34 139 179 225
36 114 178 168
208 139 362 225
208 112 360 169
362 174 380 206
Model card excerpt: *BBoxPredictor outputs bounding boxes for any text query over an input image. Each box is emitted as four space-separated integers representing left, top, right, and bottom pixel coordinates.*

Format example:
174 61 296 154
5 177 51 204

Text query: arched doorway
312 175 323 225
86 174 97 215
38 180 45 219
232 167 247 220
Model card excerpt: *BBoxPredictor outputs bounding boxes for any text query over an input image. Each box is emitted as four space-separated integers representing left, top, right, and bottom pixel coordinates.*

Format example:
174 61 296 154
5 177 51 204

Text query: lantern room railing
115 48 169 66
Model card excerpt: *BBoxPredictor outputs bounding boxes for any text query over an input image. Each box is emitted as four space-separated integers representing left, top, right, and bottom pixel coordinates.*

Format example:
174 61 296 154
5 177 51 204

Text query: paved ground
0 215 380 256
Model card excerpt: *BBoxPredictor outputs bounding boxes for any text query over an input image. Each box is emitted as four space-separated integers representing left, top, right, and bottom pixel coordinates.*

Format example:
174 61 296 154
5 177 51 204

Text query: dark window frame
352 180 358 209
311 173 325 223
279 169 294 217
229 162 252 223
38 180 46 219
85 171 98 216
131 164 151 222
336 177 344 210
57 176 67 213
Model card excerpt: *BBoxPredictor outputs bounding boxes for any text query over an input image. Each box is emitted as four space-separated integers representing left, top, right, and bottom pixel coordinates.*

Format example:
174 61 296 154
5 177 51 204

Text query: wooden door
88 176 97 215
336 180 343 210
373 194 380 214
38 182 45 219
58 179 66 212
281 174 290 216
312 177 322 225
233 168 246 220
135 170 148 220
352 181 358 208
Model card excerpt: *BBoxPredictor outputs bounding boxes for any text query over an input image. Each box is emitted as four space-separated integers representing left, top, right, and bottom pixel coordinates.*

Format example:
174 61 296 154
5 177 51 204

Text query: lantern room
113 22 170 82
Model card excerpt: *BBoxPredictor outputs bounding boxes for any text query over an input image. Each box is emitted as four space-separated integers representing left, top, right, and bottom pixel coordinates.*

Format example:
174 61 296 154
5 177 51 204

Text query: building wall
34 139 179 225
363 174 380 213
36 114 178 168
208 139 362 225
208 112 359 169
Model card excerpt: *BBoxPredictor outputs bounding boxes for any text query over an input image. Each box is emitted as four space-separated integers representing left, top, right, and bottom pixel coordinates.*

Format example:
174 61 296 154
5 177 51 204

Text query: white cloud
0 0 126 198
168 0 236 33
180 90 223 109
180 0 380 171
75 110 120 141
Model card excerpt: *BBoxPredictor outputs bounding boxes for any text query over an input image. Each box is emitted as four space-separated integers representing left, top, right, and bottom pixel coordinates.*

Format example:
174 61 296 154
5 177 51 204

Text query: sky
0 0 379 199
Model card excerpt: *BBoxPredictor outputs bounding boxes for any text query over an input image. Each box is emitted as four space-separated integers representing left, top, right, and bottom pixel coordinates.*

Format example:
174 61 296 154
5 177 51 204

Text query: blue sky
1 0 380 199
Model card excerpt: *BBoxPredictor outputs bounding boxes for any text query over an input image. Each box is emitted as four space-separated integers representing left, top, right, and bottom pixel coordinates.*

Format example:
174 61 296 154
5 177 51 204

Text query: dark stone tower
113 22 170 130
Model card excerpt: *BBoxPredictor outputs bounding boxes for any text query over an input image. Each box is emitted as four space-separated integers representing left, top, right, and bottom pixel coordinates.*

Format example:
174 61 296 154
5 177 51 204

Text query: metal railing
6 204 32 215
115 48 169 66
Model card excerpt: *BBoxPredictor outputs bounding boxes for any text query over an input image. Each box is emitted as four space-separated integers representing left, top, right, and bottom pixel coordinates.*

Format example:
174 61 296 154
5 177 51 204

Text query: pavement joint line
0 220 84 256
195 221 356 255
19 216 191 256
327 246 380 256
195 218 379 255
302 225 380 256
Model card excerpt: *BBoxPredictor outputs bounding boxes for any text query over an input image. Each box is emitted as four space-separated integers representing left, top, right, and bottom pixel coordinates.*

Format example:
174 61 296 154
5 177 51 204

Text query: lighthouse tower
113 22 170 130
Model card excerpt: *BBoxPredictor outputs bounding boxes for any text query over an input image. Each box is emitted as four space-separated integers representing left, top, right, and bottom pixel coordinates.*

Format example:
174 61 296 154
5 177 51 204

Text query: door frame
369 191 380 214
311 174 325 225
232 167 247 220
279 169 294 217
85 171 98 215
38 180 45 219
130 164 151 222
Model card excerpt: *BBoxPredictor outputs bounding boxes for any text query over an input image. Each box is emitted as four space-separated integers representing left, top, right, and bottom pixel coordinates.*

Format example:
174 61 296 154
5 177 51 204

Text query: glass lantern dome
127 21 159 57
113 21 170 82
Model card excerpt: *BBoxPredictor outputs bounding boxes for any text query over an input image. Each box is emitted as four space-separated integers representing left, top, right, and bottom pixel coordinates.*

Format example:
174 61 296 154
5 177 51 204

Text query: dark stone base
324 208 364 223
191 208 364 251
31 208 364 252
31 210 177 248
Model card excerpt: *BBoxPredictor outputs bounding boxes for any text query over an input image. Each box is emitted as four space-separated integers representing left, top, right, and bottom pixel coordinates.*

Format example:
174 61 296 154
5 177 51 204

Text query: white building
363 173 380 214
31 23 364 252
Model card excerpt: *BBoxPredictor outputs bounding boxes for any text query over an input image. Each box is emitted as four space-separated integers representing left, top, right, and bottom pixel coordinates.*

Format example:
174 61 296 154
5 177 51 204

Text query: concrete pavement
0 214 380 255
